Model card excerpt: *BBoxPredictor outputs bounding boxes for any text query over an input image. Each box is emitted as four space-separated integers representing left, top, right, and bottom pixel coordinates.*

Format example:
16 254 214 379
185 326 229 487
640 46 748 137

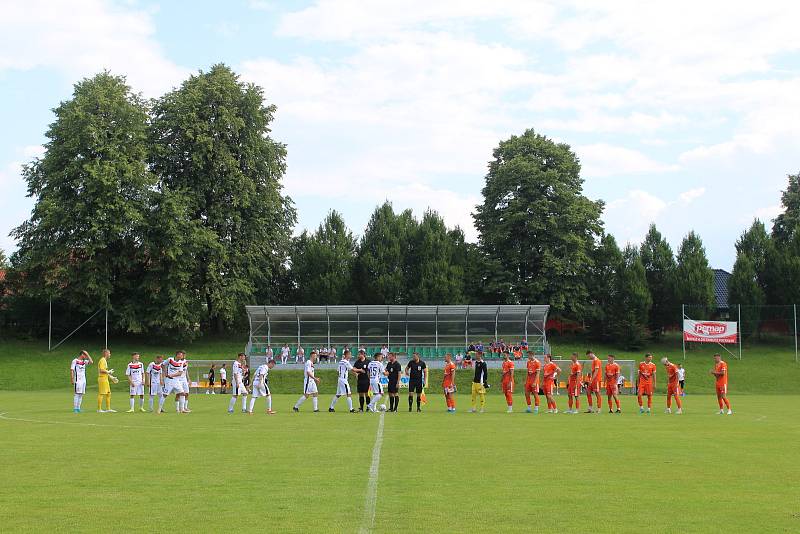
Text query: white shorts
233 378 248 396
252 382 270 398
149 384 163 396
129 383 144 396
163 379 187 396
304 377 318 395
181 379 190 392
74 380 86 395
336 379 351 396
370 380 383 395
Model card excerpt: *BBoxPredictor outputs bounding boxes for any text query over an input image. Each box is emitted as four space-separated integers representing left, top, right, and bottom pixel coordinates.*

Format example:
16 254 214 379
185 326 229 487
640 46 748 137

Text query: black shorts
387 380 399 394
408 381 423 394
221 379 227 386
208 379 215 386
357 381 370 394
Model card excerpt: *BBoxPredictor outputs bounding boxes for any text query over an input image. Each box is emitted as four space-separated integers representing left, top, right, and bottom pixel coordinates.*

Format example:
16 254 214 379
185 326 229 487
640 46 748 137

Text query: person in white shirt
180 353 191 412
249 359 276 414
125 352 146 413
295 345 305 364
265 345 274 360
677 363 686 395
366 353 389 413
280 344 290 364
329 350 363 412
293 352 321 412
380 345 389 357
70 350 93 413
228 353 249 413
329 346 337 362
219 363 228 394
158 353 189 414
145 355 164 412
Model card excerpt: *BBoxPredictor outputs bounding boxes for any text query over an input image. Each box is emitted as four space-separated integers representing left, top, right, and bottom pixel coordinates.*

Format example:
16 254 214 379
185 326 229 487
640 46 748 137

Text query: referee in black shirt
385 353 402 412
470 352 489 413
405 352 428 412
353 350 371 412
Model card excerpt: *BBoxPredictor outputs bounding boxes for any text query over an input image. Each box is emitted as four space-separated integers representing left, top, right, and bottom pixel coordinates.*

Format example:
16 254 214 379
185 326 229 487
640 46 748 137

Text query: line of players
70 347 732 416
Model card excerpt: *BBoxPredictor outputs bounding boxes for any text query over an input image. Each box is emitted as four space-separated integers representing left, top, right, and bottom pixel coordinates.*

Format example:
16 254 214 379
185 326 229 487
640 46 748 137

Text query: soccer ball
379 404 387 412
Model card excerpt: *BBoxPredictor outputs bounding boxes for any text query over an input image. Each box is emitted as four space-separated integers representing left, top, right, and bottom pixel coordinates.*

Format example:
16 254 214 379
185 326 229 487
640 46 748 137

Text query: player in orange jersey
710 353 732 415
605 354 621 413
501 352 515 413
524 351 541 413
637 353 657 415
566 353 582 414
661 356 683 414
542 354 561 414
585 351 602 413
442 353 457 413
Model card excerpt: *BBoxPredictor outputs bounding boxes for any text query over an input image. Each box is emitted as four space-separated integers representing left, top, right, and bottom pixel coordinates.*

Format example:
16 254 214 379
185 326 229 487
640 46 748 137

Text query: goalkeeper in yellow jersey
97 349 118 413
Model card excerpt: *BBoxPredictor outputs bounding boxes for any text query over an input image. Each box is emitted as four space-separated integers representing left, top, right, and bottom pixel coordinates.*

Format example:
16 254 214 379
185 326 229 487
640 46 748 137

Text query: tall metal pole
326 306 330 349
738 304 742 360
435 306 439 350
794 304 798 364
48 299 52 351
104 295 108 350
681 304 686 361
356 306 360 348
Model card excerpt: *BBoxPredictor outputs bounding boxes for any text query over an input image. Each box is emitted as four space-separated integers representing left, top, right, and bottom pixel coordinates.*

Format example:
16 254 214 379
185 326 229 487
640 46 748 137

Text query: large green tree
407 211 466 304
290 210 357 304
11 72 152 329
586 234 624 341
473 129 604 315
149 64 295 331
610 245 652 349
639 224 678 337
675 231 716 315
728 253 765 337
353 202 417 304
772 172 800 243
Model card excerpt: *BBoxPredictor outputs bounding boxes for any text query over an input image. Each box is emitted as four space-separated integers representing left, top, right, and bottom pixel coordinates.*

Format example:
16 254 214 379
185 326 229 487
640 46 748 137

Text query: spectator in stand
455 352 464 368
280 344 290 364
380 345 389 357
463 351 473 369
295 345 305 364
467 342 476 353
330 346 338 362
265 345 274 360
476 341 484 353
520 339 528 350
513 346 523 360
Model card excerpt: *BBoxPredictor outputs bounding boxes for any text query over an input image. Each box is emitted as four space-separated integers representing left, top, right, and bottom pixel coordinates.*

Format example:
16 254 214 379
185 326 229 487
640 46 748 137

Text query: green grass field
2 336 800 532
0 392 799 533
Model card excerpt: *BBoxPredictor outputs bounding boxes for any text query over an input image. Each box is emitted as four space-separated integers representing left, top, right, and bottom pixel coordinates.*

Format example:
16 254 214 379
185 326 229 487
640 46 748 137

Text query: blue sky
2 1 799 270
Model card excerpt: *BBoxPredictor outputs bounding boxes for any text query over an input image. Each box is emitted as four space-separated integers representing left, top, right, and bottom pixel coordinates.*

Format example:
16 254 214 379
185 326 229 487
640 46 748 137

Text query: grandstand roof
246 304 549 324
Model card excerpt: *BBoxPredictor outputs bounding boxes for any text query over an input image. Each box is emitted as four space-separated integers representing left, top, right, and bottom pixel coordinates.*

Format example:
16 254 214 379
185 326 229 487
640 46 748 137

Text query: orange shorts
606 384 617 395
639 382 653 395
525 380 539 393
667 384 680 396
543 380 555 395
588 381 601 393
502 380 513 393
716 384 727 396
567 380 580 396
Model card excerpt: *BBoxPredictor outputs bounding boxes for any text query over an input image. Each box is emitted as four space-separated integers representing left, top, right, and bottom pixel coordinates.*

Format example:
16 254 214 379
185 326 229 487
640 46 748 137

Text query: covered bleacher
244 305 550 359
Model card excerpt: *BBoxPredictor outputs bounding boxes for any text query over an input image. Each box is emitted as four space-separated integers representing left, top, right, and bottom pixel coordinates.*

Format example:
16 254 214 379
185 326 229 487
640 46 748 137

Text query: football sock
228 397 236 411
346 397 353 411
73 394 80 409
416 395 421 410
330 397 337 410
525 392 531 406
249 397 256 412
241 396 247 410
676 397 683 409
312 397 318 410
158 395 166 411
184 398 189 409
534 395 539 407
267 396 272 411
575 398 580 409
667 397 672 408
130 398 135 410
637 394 643 407
360 396 365 410
587 395 593 407
294 396 307 409
723 398 731 409
408 396 413 410
718 398 724 409
647 397 652 408
595 394 602 409
98 394 103 411
615 398 620 409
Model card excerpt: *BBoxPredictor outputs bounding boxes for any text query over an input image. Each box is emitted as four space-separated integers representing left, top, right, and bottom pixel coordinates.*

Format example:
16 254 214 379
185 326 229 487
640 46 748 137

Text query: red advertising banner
683 319 738 344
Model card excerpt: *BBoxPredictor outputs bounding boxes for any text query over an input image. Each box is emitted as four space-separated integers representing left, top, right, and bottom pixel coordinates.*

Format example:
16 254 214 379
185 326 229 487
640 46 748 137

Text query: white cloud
577 144 678 178
0 0 187 96
604 189 669 245
679 187 706 205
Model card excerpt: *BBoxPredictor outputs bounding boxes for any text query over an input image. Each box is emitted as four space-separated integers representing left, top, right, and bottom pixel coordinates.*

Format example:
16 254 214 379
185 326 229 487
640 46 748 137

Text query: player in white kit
366 353 388 413
125 352 146 412
146 355 164 412
293 351 320 412
329 349 362 413
248 359 276 414
158 353 189 414
280 344 290 364
70 350 93 413
227 353 250 413
179 352 191 412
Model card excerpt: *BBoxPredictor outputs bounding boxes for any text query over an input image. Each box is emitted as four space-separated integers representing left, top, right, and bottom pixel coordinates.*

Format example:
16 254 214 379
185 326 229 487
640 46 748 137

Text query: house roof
713 269 730 309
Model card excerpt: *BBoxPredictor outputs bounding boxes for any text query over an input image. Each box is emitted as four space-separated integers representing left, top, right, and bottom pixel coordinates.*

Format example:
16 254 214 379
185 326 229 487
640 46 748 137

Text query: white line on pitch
359 411 385 534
